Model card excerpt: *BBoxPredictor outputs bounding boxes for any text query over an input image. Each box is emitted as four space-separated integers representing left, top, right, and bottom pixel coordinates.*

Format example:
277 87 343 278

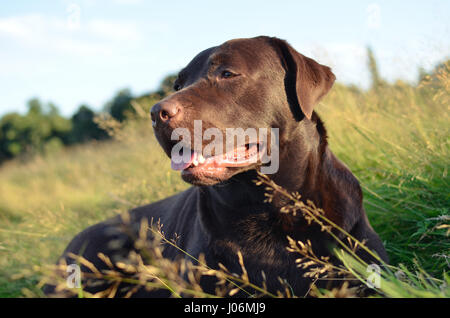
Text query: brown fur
44 36 388 297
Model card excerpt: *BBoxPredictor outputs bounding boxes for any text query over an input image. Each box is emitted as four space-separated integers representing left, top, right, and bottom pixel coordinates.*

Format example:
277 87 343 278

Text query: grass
0 63 448 297
320 79 449 277
0 121 188 297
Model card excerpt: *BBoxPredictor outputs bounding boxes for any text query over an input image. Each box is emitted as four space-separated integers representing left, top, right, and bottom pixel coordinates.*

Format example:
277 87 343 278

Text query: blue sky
0 0 449 116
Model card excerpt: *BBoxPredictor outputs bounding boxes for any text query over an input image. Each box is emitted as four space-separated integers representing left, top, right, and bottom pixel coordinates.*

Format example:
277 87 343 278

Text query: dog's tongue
171 151 197 171
171 145 261 171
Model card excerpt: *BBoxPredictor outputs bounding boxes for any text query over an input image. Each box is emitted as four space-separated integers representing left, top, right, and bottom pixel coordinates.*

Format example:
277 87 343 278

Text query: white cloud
87 19 141 42
298 42 371 88
113 0 143 4
299 40 449 88
0 13 142 57
0 14 51 40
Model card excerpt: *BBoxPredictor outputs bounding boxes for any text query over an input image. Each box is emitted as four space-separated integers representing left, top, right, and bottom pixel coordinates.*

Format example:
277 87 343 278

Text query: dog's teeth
198 155 205 164
193 159 199 166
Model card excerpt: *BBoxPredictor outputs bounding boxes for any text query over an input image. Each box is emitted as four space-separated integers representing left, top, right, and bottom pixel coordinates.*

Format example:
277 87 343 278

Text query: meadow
0 61 448 297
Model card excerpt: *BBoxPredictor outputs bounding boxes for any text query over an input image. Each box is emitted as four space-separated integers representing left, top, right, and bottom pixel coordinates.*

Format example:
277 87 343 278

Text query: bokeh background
0 1 448 297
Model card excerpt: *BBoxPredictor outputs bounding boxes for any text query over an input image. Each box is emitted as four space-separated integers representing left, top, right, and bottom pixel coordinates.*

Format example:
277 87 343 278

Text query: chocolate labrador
44 36 388 297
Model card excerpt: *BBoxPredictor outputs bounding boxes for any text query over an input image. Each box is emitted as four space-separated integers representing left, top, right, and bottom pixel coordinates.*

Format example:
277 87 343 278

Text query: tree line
0 48 447 165
0 74 176 164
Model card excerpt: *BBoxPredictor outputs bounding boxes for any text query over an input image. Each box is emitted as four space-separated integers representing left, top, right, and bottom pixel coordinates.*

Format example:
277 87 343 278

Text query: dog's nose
150 101 182 126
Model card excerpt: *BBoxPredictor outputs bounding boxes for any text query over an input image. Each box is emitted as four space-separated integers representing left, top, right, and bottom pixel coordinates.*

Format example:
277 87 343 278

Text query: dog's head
150 36 335 186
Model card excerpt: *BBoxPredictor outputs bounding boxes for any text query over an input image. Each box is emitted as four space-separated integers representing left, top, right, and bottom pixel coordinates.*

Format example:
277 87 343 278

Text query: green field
0 62 448 297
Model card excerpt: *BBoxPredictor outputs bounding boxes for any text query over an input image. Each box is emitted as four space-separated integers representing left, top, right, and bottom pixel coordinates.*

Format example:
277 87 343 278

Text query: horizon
1 0 449 117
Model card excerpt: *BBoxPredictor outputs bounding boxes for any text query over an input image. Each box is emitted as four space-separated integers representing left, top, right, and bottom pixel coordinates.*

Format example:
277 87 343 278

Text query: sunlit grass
319 77 449 275
0 120 188 296
0 63 448 297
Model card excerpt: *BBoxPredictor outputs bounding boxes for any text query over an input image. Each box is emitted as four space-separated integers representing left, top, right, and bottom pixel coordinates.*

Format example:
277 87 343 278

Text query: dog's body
44 36 388 297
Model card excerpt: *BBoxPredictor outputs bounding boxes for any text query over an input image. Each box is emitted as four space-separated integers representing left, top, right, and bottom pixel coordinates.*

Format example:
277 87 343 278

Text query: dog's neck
199 115 331 231
272 116 324 200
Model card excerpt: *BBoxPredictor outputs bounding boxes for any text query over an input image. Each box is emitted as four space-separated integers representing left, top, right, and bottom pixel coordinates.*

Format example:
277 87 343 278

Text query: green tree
0 72 182 164
157 73 177 95
0 98 71 162
105 89 135 121
69 105 109 143
136 73 178 114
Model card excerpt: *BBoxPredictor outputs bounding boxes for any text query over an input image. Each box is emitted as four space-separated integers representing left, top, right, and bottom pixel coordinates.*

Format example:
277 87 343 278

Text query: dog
44 36 388 297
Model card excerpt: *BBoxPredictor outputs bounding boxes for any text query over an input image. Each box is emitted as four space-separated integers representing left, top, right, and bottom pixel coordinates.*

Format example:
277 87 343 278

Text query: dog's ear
271 38 336 120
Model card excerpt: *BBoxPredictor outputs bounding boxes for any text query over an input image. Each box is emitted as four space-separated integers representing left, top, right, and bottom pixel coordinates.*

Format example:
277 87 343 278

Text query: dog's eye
221 70 235 79
173 84 181 91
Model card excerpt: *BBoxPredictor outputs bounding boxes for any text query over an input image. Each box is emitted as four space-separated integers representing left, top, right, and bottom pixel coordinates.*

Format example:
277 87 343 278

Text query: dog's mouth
171 142 265 176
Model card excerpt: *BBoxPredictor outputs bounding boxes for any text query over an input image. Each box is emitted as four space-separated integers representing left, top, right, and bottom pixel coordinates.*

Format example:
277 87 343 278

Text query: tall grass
319 70 449 275
0 118 188 296
0 62 448 297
